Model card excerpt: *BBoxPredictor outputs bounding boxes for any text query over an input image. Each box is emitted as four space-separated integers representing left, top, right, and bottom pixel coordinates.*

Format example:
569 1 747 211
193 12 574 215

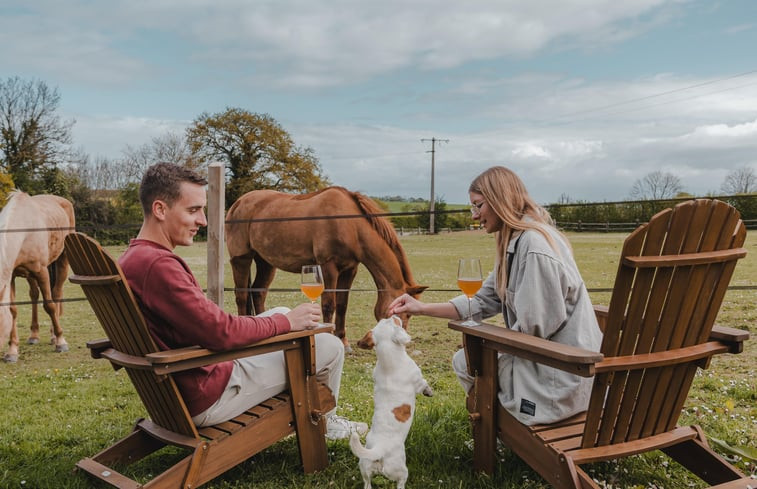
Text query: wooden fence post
207 163 225 307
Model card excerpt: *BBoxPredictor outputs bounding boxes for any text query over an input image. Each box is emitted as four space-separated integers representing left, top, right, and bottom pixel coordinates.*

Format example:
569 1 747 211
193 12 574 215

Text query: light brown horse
0 190 75 362
225 187 427 349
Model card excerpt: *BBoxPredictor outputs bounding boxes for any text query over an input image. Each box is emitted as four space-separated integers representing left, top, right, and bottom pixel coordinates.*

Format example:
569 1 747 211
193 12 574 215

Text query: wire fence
2 207 756 309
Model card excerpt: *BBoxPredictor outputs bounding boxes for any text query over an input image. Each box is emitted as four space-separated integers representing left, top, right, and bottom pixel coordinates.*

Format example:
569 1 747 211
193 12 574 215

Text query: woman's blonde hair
469 166 566 299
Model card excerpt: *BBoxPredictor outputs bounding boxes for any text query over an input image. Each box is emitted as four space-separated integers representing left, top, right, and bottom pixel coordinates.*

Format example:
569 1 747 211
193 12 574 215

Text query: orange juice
457 278 482 298
301 283 324 301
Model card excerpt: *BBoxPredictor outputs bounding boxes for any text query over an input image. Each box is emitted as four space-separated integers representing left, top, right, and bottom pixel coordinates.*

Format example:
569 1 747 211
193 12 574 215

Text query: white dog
350 316 433 489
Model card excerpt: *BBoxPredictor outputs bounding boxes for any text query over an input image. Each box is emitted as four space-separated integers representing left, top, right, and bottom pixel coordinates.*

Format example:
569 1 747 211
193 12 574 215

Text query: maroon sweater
118 239 290 416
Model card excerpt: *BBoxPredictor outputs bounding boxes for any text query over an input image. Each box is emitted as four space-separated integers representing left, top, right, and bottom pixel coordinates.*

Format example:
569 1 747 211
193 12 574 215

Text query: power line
564 78 757 124
550 68 757 122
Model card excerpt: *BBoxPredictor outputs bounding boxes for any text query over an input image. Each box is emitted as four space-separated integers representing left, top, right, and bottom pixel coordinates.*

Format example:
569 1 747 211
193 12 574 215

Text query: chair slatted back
582 199 746 448
65 233 199 438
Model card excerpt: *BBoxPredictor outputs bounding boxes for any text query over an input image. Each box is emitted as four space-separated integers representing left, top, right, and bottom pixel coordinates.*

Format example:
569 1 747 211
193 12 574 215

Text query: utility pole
421 137 449 234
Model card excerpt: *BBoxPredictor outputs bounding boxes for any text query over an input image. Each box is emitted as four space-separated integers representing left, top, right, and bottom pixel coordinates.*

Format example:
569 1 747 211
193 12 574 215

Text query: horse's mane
342 188 417 287
290 187 417 286
0 190 24 280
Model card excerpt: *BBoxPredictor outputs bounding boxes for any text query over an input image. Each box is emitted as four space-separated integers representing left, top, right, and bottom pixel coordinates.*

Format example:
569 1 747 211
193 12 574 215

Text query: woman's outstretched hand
388 293 423 316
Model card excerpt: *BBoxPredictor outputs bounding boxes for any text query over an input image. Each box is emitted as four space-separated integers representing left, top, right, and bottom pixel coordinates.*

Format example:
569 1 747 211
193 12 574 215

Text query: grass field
0 230 755 488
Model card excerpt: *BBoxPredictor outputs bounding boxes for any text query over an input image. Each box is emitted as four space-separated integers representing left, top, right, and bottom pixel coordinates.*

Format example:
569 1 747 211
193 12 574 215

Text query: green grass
377 199 470 214
1 231 755 488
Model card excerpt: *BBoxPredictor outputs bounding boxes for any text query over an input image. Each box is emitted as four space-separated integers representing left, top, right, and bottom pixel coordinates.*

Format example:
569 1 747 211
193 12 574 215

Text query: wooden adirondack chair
65 232 336 489
450 199 753 488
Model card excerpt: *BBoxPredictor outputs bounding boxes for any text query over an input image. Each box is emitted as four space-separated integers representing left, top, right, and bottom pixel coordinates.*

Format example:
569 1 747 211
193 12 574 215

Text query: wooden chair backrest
582 199 746 448
65 232 199 438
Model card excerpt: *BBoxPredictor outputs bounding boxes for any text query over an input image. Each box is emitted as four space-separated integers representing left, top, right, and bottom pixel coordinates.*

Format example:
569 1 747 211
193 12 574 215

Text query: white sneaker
325 414 368 440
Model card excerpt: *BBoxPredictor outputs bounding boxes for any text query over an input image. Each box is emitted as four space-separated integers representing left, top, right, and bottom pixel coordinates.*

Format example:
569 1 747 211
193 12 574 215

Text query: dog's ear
356 330 375 349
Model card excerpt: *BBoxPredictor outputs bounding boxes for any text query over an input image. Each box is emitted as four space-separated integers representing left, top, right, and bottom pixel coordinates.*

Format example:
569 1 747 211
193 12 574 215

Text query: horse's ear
406 285 428 297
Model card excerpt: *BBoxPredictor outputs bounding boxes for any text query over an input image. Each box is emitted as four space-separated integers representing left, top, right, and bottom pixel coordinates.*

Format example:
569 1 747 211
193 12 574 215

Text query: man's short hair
139 162 208 215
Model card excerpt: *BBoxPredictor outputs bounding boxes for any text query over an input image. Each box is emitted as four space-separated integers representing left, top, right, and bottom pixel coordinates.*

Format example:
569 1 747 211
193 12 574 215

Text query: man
119 162 366 439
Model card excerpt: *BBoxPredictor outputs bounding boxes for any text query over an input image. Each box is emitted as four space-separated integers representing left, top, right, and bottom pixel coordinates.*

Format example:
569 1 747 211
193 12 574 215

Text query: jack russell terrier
350 316 433 489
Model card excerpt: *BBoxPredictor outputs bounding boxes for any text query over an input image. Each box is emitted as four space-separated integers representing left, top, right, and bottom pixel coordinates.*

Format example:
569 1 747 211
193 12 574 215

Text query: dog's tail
349 432 385 460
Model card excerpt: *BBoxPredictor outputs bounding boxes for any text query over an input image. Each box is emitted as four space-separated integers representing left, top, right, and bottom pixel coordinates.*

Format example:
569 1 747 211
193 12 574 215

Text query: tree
121 131 203 187
0 77 74 193
186 108 329 204
0 168 13 204
721 166 756 195
629 171 683 200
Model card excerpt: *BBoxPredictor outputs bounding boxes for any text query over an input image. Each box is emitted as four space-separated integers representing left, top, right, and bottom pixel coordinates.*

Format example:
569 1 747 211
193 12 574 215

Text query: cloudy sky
2 0 756 204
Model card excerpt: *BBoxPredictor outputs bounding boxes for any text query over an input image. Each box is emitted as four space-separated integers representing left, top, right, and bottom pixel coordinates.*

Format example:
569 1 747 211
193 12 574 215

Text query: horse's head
374 284 427 330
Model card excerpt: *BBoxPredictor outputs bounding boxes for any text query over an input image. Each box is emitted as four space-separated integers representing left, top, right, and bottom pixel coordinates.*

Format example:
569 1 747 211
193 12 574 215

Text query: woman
389 166 602 425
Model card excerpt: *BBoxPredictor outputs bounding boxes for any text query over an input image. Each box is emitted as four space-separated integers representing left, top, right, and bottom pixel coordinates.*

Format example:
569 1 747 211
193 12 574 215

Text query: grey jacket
450 225 603 425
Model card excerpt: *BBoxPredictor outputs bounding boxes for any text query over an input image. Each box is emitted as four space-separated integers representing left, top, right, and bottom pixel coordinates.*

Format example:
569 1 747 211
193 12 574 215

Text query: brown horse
0 191 75 362
225 187 427 349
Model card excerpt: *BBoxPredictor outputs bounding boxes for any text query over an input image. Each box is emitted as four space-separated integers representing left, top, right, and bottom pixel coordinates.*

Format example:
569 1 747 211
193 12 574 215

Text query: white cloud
1 0 678 89
5 0 756 206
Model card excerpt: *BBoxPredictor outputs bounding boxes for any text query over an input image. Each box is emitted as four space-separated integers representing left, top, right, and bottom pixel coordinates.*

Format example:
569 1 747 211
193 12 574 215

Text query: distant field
376 199 469 213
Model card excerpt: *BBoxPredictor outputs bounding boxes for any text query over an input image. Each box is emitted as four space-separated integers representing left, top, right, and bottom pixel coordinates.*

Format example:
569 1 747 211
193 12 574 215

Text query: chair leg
497 408 584 489
285 341 329 473
573 461 601 489
87 423 166 466
467 346 498 474
662 426 745 485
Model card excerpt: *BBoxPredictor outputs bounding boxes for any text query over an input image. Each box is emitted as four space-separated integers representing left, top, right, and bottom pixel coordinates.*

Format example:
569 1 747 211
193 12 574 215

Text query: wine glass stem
467 297 473 321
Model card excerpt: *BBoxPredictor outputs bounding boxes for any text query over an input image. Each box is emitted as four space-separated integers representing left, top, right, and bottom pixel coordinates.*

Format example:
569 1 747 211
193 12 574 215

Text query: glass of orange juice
457 258 482 326
300 264 324 303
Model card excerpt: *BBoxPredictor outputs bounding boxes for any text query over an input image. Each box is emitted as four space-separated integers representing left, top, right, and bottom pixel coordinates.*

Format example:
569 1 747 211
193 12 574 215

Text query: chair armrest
449 320 603 377
590 305 747 354
146 324 335 374
86 338 112 359
594 341 734 373
86 325 335 374
710 324 749 354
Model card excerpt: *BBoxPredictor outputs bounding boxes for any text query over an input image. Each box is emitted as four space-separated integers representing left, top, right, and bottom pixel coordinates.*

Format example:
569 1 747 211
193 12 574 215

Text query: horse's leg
251 256 276 315
320 262 339 325
230 254 253 315
334 266 359 352
4 277 20 363
50 255 69 344
35 269 68 353
26 276 41 345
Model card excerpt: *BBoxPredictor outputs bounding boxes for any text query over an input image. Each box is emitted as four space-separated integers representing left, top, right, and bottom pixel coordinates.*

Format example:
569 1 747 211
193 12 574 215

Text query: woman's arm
388 294 461 320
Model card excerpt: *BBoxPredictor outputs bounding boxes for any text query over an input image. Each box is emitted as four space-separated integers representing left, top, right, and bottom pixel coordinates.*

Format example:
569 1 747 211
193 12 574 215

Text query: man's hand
286 302 323 331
